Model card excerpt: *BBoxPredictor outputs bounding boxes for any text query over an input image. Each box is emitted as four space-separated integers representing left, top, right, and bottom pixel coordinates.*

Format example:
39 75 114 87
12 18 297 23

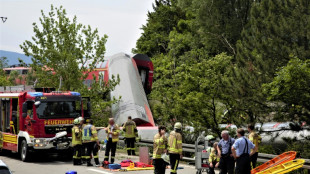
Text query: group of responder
207 124 261 174
71 116 137 167
153 122 183 174
71 117 100 166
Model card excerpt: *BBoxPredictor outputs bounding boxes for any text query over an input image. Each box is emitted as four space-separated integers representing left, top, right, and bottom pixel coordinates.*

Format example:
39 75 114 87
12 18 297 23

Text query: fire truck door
24 104 35 135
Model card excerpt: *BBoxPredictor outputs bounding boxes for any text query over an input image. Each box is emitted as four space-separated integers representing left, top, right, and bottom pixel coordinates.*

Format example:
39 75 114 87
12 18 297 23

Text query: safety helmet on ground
174 122 182 129
73 118 80 125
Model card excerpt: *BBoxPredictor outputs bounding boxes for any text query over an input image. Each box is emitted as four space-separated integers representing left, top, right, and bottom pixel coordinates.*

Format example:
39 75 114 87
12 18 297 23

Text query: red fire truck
0 86 90 161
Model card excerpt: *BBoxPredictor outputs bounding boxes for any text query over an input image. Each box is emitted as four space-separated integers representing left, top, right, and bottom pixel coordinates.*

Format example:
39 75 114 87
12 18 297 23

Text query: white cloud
0 0 154 56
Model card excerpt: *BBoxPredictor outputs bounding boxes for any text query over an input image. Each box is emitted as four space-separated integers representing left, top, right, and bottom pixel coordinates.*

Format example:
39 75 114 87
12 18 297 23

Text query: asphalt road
0 150 216 174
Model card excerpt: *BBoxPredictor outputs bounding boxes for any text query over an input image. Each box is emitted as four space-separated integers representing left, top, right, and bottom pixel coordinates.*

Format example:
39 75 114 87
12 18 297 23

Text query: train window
5 70 10 75
22 70 28 74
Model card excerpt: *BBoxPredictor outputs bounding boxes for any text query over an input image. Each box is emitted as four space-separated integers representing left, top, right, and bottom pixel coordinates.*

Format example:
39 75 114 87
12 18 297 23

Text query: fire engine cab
0 86 90 161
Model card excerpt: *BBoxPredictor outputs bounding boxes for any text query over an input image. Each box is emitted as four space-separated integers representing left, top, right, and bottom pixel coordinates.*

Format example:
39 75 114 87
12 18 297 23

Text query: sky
0 0 154 56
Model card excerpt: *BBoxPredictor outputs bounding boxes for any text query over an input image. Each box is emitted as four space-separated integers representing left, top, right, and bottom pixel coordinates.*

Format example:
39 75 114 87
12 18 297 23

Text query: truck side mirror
22 102 28 118
34 101 41 108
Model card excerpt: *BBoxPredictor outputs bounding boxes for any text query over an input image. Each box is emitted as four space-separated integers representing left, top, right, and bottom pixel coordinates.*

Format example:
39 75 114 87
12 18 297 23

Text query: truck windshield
36 101 80 119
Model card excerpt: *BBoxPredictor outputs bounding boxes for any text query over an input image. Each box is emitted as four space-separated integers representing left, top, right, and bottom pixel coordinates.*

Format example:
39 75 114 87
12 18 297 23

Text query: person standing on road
104 118 120 164
153 125 168 174
72 118 82 165
232 128 256 174
168 122 183 174
248 124 261 168
123 116 137 156
82 119 100 166
209 142 220 174
217 130 235 174
80 117 87 164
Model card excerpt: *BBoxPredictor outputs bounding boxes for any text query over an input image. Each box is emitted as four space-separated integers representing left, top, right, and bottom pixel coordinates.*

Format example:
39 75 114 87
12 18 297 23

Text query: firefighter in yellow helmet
72 118 82 165
168 122 183 174
82 119 100 166
104 118 120 164
123 116 137 156
153 125 168 174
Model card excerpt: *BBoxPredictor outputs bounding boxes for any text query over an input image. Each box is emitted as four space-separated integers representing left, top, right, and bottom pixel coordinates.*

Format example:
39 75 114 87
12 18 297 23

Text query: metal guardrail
126 138 310 170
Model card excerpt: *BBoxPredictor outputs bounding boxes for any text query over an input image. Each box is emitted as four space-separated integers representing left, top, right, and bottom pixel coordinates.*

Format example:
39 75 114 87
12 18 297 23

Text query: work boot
94 158 100 166
127 150 131 156
87 159 93 166
87 162 93 166
132 150 136 156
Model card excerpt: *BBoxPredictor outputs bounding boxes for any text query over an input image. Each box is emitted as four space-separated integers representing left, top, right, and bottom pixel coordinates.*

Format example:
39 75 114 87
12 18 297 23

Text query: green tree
132 0 186 57
237 0 310 79
0 57 12 86
178 0 254 56
20 5 119 125
263 58 310 122
20 5 108 90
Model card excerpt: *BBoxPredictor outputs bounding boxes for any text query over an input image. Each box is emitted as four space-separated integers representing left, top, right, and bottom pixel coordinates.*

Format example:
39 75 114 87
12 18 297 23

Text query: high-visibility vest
153 133 167 159
123 120 136 138
208 148 220 163
82 124 98 142
106 124 120 142
168 131 182 155
72 126 82 146
249 131 261 152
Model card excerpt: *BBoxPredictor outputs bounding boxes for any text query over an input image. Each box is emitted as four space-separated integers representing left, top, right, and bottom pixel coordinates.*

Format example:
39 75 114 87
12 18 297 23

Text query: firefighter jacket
248 131 261 153
72 125 82 146
208 148 220 163
82 124 98 143
106 124 120 142
153 133 168 159
123 120 137 138
168 131 182 155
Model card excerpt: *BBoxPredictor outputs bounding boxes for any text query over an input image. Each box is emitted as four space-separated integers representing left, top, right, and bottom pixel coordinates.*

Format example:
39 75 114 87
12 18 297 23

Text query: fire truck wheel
20 140 31 162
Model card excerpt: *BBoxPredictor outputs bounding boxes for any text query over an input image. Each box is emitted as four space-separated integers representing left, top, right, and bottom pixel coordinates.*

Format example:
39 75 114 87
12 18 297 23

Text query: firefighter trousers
169 153 180 174
250 152 258 169
126 138 135 155
73 144 82 165
153 158 166 174
219 155 235 174
85 142 99 165
235 153 251 174
104 138 117 164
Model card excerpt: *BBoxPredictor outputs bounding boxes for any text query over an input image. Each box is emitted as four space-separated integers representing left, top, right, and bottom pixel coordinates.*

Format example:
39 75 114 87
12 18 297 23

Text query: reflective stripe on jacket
72 126 82 146
106 124 120 142
209 148 220 163
153 133 167 159
123 120 136 138
168 131 182 155
82 124 98 143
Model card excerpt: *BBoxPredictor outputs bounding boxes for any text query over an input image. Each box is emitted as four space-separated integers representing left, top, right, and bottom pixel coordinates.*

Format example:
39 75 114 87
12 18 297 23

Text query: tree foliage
20 5 118 124
20 5 108 90
134 0 310 141
263 58 310 122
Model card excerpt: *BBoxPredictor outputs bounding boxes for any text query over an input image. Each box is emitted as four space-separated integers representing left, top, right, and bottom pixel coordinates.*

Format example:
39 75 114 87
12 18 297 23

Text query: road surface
0 150 218 174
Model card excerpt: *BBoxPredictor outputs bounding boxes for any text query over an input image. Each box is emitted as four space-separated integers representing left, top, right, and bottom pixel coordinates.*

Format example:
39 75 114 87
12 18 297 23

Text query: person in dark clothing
217 130 235 174
232 128 256 174
104 118 120 164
